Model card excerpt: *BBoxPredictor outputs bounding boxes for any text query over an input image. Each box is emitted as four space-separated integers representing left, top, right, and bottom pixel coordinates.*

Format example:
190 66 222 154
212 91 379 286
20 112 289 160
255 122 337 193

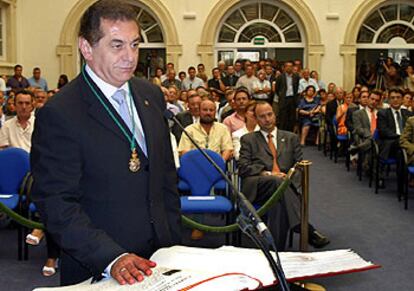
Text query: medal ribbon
81 66 136 153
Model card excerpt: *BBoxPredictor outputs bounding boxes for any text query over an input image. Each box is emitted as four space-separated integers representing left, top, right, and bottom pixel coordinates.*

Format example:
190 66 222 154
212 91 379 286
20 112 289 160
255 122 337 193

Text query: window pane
218 25 236 42
379 5 397 22
225 10 245 30
284 25 301 42
357 26 375 43
261 3 278 21
238 23 280 43
274 10 294 29
364 11 384 30
400 4 414 22
376 24 413 43
218 51 234 66
146 25 163 42
240 3 258 21
139 10 157 31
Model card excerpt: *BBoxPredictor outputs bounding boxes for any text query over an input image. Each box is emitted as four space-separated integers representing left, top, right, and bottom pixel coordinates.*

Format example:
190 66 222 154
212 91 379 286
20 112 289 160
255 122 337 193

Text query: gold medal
129 148 140 172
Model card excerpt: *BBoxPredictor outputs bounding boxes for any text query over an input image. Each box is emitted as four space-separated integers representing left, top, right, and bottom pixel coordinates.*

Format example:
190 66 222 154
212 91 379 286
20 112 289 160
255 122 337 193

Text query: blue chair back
0 148 30 194
373 128 379 140
178 149 226 196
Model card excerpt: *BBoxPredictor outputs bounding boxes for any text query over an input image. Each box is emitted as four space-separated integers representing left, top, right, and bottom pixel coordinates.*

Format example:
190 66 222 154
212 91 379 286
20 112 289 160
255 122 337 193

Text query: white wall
12 0 374 88
16 0 77 89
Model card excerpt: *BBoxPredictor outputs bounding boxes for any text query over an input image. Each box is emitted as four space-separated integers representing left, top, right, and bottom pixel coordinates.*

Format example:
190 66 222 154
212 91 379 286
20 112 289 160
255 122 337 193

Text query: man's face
167 88 177 103
359 92 369 107
213 69 220 79
35 91 48 108
403 93 413 107
284 62 293 74
200 100 216 124
79 19 139 88
15 94 33 119
14 66 23 77
187 95 201 117
255 103 276 132
302 69 310 79
336 88 345 101
389 92 403 110
368 93 381 110
245 66 253 77
265 66 272 75
234 62 242 72
235 92 249 111
168 70 176 80
188 68 196 79
197 65 204 73
227 65 235 75
33 69 41 80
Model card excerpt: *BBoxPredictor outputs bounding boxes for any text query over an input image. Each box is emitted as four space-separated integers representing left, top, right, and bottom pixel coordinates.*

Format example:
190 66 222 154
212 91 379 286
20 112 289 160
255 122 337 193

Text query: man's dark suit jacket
275 73 300 104
31 73 181 285
171 111 194 142
377 107 413 159
222 74 239 87
238 130 302 202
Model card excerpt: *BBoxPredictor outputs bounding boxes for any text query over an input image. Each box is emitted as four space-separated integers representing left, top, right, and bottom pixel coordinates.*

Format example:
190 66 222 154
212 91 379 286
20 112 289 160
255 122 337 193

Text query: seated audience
162 69 182 89
235 64 258 95
232 101 259 160
223 87 250 133
377 88 413 187
171 90 201 142
238 102 329 250
336 92 356 136
6 64 30 91
28 67 48 91
178 98 233 161
298 85 321 146
252 70 271 102
182 66 204 90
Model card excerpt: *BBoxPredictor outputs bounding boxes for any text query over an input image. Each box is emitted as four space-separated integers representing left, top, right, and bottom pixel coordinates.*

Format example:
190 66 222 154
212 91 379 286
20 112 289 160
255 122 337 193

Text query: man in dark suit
274 61 300 132
239 102 329 250
171 90 201 143
377 88 413 186
222 65 239 88
30 0 181 286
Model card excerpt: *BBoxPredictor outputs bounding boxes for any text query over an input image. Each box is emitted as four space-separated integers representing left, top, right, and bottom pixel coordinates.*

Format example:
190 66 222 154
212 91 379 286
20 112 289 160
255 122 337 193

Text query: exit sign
254 37 265 45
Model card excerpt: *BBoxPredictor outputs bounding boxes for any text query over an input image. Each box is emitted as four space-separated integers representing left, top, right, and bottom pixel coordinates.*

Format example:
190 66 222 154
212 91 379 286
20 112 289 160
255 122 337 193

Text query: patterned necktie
267 133 280 173
112 89 147 156
112 89 132 131
370 109 376 135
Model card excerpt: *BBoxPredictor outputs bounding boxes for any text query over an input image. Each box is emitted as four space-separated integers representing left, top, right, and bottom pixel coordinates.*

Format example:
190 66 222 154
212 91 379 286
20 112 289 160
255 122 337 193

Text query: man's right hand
110 253 157 285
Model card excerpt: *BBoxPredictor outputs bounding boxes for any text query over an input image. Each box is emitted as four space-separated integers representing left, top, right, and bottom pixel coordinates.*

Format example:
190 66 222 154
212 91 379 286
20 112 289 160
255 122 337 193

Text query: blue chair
0 147 30 260
370 129 400 194
178 149 233 214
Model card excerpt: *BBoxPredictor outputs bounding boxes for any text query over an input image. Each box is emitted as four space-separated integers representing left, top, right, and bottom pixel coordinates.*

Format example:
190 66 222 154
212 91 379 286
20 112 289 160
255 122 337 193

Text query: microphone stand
166 110 295 291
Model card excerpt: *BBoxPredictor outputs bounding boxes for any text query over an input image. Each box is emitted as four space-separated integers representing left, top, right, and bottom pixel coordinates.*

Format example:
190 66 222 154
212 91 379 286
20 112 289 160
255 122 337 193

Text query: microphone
164 109 291 291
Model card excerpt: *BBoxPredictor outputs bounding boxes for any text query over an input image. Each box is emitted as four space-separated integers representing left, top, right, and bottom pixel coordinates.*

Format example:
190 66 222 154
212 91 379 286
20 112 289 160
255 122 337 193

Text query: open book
34 245 380 291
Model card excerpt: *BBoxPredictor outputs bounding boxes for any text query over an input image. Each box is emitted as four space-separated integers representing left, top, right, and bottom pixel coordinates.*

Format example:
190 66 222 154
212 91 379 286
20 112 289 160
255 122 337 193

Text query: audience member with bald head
178 98 233 161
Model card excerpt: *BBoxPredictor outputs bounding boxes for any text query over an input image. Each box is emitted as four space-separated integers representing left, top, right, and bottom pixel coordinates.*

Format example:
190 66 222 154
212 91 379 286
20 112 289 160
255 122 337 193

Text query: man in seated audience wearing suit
351 90 381 170
400 115 414 186
377 88 413 187
178 98 233 161
238 101 329 250
30 0 181 285
171 90 201 143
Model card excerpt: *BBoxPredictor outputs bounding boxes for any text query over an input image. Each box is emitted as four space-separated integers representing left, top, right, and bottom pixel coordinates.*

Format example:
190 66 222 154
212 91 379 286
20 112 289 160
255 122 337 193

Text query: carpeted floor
1 146 413 290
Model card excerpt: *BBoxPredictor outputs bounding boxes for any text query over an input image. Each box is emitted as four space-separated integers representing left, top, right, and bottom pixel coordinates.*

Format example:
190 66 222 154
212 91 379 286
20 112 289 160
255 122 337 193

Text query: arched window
357 3 414 45
215 1 305 64
134 6 164 45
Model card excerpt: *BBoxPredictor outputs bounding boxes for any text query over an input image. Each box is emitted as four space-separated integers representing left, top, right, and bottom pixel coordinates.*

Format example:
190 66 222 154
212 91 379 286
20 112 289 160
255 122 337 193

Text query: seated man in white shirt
0 90 35 152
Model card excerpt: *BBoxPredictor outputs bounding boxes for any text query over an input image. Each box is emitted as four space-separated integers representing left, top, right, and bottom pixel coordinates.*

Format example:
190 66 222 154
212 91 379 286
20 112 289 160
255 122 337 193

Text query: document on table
0 194 13 198
33 245 379 291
